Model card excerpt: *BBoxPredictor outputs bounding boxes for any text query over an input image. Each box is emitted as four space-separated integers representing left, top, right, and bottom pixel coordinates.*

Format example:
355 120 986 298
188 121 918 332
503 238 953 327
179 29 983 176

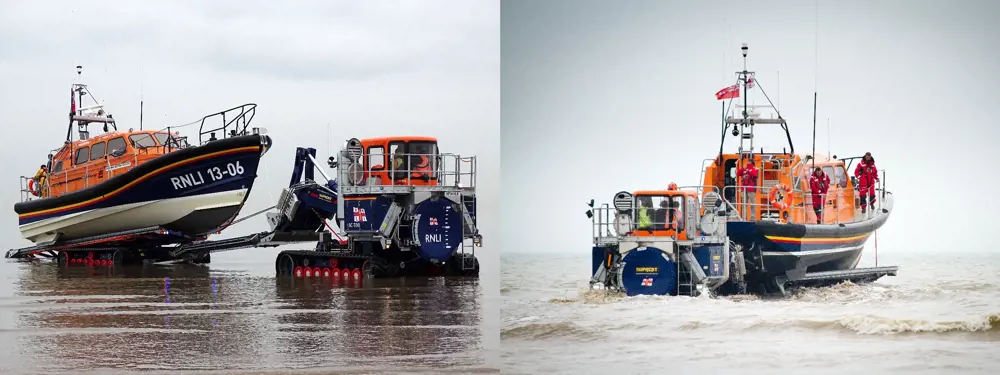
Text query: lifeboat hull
14 135 271 244
725 193 894 283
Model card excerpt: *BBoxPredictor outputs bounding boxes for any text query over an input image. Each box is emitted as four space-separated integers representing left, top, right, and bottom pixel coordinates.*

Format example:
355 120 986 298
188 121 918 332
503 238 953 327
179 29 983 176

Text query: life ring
27 179 39 197
768 183 791 210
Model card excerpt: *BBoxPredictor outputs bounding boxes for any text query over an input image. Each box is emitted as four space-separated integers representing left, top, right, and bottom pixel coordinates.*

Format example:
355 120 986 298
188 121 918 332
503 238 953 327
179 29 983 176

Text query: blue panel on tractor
592 246 609 276
620 247 677 296
343 195 393 232
693 245 726 279
411 199 464 262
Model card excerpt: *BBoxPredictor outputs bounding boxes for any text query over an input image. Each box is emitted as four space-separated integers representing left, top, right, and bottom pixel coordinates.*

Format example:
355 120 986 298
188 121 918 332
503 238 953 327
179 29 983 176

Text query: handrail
336 151 476 190
197 103 257 146
721 170 890 224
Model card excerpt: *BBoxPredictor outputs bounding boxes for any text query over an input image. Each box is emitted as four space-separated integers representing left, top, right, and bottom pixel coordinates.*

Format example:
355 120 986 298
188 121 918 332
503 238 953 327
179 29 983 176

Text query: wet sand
0 248 498 374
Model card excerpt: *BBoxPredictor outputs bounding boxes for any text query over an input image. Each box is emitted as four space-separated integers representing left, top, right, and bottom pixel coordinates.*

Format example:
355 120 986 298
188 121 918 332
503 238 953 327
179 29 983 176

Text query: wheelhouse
358 136 440 186
44 130 190 198
701 152 859 225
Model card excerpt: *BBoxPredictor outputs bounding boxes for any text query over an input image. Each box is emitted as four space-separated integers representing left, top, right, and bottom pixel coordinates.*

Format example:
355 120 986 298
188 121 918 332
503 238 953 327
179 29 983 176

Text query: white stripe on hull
19 189 248 243
761 244 866 257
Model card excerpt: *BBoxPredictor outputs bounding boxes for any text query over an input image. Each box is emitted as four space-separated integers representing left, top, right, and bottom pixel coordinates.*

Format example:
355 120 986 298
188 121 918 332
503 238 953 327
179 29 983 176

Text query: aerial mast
741 42 749 157
65 65 83 143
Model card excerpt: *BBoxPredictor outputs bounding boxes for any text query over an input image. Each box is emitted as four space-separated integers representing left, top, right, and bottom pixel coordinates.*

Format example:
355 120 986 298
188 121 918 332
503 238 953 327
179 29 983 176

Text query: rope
217 205 276 232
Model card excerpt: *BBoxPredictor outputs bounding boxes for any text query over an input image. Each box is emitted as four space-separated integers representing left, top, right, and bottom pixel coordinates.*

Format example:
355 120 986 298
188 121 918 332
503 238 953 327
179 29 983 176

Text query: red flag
715 84 739 100
70 88 76 114
747 77 755 89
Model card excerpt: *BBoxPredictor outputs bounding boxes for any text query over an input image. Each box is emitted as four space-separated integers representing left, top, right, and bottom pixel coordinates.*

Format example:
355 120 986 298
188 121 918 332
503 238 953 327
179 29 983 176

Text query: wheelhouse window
74 147 90 165
90 141 107 160
107 137 127 157
822 166 836 189
153 132 188 148
634 194 685 231
52 160 64 173
129 134 157 148
154 133 169 146
833 165 848 188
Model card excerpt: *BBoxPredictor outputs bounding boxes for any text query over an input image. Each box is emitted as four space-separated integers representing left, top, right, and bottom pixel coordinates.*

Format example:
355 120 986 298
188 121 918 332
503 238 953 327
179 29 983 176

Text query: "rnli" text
170 161 246 190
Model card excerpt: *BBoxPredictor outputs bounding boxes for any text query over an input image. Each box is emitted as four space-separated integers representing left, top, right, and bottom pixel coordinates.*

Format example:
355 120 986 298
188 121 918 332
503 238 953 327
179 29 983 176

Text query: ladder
458 193 478 270
674 244 695 296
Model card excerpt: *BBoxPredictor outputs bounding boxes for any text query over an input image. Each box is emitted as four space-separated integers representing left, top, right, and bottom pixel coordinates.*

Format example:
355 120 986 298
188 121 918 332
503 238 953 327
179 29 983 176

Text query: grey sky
502 0 1000 254
0 0 500 254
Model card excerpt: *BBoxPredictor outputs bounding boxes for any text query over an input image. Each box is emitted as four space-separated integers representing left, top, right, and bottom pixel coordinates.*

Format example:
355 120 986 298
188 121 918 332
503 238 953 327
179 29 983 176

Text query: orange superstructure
40 130 190 198
700 153 858 225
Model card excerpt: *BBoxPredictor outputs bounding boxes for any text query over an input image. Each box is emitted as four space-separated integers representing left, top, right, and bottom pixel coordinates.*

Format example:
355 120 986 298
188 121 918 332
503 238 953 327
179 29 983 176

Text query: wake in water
504 278 1000 342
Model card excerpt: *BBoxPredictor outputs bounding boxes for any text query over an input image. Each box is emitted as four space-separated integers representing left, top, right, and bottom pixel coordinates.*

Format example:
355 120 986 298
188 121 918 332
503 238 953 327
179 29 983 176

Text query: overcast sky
502 0 1000 255
0 1 500 257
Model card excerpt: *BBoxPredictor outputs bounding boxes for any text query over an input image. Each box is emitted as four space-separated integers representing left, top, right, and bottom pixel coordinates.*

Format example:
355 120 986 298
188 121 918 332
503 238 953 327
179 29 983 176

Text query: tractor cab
357 136 439 187
628 186 700 241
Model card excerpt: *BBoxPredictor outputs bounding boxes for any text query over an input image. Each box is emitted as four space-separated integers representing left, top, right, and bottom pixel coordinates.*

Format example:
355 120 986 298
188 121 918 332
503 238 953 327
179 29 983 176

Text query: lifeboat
14 68 271 245
699 43 894 294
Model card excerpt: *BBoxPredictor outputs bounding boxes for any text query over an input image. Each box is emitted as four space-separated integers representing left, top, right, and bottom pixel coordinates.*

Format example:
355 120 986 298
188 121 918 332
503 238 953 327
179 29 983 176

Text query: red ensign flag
715 84 739 100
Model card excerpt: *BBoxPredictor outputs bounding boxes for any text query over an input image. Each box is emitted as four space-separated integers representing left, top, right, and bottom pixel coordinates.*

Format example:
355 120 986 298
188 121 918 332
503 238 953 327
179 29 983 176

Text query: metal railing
721 168 889 224
591 187 732 243
590 206 690 241
336 151 477 190
19 152 144 202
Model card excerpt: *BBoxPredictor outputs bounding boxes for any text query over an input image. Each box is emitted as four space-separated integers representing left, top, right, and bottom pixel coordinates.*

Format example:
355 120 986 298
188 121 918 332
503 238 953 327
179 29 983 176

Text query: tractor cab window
367 146 385 173
388 142 406 180
407 141 438 157
406 141 438 178
635 194 685 231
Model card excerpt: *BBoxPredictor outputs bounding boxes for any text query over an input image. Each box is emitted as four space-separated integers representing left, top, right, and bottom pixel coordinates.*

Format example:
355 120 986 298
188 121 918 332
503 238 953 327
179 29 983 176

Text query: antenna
811 0 819 169
140 63 144 130
742 41 748 156
812 93 817 169
827 117 831 157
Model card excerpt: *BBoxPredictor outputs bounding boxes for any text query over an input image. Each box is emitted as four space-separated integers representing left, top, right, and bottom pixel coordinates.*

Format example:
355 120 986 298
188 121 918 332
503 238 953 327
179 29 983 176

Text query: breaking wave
501 322 603 341
679 313 1000 335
